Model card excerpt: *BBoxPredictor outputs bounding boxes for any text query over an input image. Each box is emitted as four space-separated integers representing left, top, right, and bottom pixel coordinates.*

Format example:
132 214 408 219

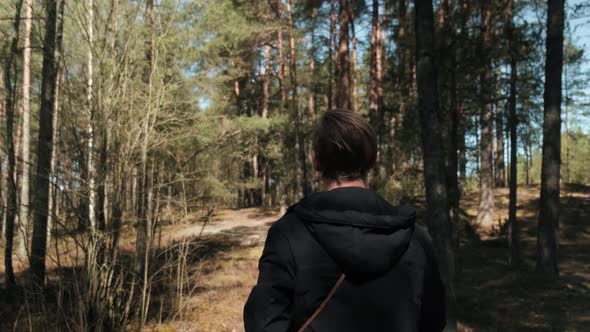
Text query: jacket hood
292 187 416 282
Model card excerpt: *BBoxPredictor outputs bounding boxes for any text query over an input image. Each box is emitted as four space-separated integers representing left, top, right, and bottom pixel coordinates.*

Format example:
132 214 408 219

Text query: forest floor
1 185 589 331
146 184 590 332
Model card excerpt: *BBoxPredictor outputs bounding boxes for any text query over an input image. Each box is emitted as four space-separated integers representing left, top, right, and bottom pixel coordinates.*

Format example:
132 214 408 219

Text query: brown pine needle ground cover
1 186 589 331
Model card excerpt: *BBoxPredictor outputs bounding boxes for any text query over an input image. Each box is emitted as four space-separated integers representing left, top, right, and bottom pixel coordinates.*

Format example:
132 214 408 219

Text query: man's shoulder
267 204 305 236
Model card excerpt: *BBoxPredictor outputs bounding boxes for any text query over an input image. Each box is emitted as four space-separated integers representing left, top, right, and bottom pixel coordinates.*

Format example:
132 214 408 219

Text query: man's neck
325 179 367 191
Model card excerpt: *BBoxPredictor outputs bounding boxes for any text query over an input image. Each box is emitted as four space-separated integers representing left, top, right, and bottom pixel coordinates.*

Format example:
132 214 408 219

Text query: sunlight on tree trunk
16 0 33 262
476 0 495 229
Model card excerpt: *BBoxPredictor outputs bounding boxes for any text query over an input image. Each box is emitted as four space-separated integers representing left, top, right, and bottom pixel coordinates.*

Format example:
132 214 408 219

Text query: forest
0 0 589 330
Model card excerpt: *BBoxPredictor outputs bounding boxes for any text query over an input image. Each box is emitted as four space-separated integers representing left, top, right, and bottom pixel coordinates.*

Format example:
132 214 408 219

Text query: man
244 110 446 332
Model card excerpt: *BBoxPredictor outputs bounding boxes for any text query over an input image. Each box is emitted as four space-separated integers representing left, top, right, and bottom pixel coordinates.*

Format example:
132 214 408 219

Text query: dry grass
1 185 589 331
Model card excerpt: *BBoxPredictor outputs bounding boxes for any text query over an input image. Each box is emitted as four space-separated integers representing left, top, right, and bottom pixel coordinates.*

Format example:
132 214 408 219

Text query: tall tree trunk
335 0 351 111
0 70 4 240
458 0 469 191
349 6 359 113
262 45 271 205
2 0 23 285
274 1 287 113
86 0 96 233
17 0 34 261
507 0 520 266
414 0 456 330
308 9 319 192
135 0 155 288
476 0 495 228
328 0 336 110
286 0 306 198
494 74 506 188
390 0 408 175
47 0 65 250
30 0 59 286
536 0 564 276
563 60 569 183
444 0 461 251
262 45 270 119
369 0 384 174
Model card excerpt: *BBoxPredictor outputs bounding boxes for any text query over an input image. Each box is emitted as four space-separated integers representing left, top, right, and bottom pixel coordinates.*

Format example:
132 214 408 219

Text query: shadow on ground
455 184 590 332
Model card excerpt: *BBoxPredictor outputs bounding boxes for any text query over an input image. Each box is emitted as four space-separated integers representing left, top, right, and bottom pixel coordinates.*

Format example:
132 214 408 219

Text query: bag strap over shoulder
297 273 346 332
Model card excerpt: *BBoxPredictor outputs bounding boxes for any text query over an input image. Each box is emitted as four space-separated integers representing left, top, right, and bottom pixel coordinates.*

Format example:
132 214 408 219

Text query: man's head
312 110 377 181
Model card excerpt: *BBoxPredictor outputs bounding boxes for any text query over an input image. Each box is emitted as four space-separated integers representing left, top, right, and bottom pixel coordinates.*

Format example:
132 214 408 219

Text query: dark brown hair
312 110 377 180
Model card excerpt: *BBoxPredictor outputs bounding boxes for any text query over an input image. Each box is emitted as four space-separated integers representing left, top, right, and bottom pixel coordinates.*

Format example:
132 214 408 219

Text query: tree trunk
262 45 270 119
335 0 351 111
136 0 155 280
447 26 461 252
262 45 271 204
536 0 564 276
457 1 469 194
308 8 319 192
564 59 569 183
2 0 23 285
87 0 97 234
369 0 384 175
47 0 65 250
30 0 60 286
476 0 494 229
494 75 506 188
390 0 408 175
524 120 531 186
286 0 306 198
414 0 456 330
349 6 359 113
0 73 4 239
507 0 520 266
328 0 336 110
16 0 34 261
274 1 287 114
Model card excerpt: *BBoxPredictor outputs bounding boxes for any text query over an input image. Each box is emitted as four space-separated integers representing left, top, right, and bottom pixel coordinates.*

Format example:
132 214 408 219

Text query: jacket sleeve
416 227 447 332
244 223 296 332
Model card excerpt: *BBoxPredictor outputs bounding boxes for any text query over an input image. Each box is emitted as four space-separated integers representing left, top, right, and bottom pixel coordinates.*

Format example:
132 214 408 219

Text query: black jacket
244 187 446 332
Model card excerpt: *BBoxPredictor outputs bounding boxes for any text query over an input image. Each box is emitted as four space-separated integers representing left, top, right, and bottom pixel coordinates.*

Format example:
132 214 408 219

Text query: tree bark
274 1 287 114
390 0 408 175
262 45 271 205
476 0 495 229
30 0 60 286
507 0 520 267
135 0 155 279
2 0 23 285
328 0 336 110
0 69 4 240
87 0 97 234
437 0 461 250
262 45 270 119
47 0 65 250
414 0 456 329
494 73 506 188
349 5 359 113
335 0 351 111
16 0 33 261
309 8 319 192
286 0 306 198
369 0 384 174
536 0 564 276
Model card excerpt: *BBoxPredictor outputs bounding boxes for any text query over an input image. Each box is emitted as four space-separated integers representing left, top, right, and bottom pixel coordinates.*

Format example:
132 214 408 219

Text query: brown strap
297 274 346 332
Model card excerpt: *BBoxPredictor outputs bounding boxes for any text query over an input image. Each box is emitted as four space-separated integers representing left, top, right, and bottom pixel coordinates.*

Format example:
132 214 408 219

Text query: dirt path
156 208 279 248
142 185 590 332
